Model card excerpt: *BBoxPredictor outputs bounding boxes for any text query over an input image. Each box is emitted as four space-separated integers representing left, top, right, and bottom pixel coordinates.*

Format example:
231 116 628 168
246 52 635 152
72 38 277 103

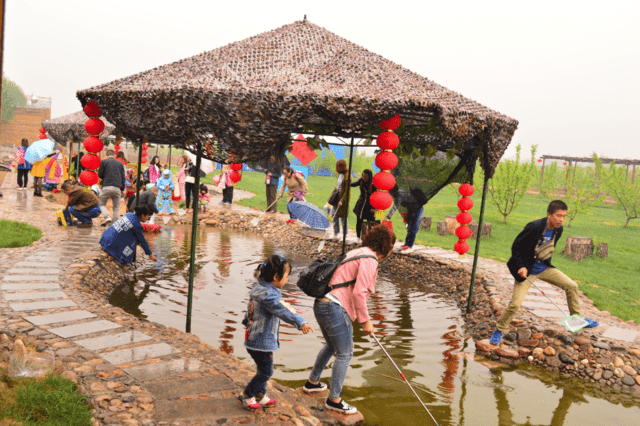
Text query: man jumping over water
490 200 598 345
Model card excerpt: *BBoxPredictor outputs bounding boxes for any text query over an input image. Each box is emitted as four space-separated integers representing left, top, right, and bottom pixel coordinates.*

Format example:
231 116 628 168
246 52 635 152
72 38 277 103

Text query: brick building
0 106 51 148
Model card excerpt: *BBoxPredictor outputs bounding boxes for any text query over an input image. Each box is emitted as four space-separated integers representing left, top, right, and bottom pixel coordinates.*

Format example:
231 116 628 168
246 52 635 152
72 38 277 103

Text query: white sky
4 0 639 160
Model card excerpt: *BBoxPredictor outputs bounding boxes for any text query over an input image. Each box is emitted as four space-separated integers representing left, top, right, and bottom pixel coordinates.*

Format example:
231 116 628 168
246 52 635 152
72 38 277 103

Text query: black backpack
297 254 378 298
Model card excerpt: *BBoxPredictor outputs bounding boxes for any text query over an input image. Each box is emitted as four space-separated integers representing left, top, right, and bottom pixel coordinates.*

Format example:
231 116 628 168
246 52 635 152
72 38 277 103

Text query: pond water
109 226 640 426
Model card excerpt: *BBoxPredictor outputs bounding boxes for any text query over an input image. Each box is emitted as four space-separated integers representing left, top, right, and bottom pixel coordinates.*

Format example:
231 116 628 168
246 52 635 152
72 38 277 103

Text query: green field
206 170 639 323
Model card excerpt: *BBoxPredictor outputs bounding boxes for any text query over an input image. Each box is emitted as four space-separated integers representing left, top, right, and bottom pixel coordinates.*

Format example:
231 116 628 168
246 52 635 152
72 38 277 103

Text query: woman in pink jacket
302 225 395 415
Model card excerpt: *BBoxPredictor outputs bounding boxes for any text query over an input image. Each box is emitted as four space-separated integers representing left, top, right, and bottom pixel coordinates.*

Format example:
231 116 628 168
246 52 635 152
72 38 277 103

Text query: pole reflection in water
109 226 640 426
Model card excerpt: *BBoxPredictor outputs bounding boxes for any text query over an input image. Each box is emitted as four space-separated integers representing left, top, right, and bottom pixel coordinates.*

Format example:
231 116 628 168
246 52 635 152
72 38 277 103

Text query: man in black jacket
127 186 160 216
98 149 126 226
490 200 598 345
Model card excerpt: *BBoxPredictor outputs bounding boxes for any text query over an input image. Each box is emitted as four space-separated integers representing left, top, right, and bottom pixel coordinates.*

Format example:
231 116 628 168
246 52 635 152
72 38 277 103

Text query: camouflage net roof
76 19 518 176
42 111 116 146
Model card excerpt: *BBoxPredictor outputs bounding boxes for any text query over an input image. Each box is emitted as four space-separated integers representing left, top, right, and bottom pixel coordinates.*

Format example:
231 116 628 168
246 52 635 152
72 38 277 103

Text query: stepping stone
529 309 567 319
74 331 152 351
24 310 97 326
601 327 639 343
48 320 121 338
440 253 462 259
5 269 61 275
123 358 204 382
155 398 245 422
523 300 561 310
3 275 59 281
144 375 235 400
3 291 67 301
10 299 77 311
417 249 447 254
100 343 179 365
2 283 61 290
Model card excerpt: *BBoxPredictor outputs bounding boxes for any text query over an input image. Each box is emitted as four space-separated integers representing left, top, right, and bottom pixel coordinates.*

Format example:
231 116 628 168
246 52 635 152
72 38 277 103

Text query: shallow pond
109 226 640 425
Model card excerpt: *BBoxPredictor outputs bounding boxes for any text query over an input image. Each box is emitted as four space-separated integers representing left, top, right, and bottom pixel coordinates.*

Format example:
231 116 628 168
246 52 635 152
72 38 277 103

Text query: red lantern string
455 183 474 257
370 114 401 220
80 100 105 189
38 127 47 140
229 161 243 183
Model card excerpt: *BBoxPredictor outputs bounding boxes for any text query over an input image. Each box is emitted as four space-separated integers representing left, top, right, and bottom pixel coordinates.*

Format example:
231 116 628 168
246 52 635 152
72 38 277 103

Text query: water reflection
107 226 640 426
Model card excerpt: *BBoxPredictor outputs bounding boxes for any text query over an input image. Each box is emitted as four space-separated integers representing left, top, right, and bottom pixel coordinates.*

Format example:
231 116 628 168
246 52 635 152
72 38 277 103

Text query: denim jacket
243 280 307 352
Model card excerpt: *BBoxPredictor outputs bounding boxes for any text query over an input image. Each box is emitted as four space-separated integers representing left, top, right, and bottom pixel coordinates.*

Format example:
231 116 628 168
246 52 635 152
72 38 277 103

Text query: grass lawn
0 220 42 248
220 170 639 323
0 374 93 425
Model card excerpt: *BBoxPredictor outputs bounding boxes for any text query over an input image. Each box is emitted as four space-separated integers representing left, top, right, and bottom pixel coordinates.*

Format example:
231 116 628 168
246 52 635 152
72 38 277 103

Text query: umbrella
24 139 55 164
186 152 215 175
290 134 317 166
287 201 330 230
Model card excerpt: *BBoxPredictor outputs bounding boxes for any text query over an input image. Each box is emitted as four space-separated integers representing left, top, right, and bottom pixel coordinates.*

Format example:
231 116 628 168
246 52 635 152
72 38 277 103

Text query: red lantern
375 151 398 170
372 171 396 191
84 118 105 135
537 159 542 163
142 143 148 150
83 136 104 153
376 132 399 151
229 171 242 183
230 163 243 171
458 183 475 197
79 170 99 186
563 161 568 166
455 225 473 240
83 100 101 117
81 153 101 170
141 157 148 164
456 211 473 225
39 127 46 134
457 197 474 211
454 240 470 255
379 114 401 131
370 191 393 211
39 133 47 140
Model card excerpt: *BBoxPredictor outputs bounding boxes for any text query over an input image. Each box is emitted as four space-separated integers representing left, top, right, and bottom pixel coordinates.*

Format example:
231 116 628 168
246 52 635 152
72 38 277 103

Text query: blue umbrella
287 201 330 230
24 139 55 164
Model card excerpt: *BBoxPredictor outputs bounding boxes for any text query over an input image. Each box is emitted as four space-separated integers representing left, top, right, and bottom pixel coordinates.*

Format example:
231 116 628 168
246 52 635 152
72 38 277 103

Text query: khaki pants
99 186 122 221
496 267 581 333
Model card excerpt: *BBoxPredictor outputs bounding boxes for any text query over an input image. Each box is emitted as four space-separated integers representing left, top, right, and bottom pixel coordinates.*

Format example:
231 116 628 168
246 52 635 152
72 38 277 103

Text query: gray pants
99 186 121 221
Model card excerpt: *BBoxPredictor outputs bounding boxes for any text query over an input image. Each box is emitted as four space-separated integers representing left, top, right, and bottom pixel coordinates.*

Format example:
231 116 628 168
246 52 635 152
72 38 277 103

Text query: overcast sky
4 0 639 160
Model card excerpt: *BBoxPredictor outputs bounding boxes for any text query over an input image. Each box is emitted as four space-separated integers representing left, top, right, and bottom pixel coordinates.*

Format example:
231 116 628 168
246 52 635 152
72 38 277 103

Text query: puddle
109 225 640 425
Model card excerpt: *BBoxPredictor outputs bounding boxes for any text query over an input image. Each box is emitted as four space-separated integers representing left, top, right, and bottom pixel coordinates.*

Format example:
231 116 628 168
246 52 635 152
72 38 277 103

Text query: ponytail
256 255 291 283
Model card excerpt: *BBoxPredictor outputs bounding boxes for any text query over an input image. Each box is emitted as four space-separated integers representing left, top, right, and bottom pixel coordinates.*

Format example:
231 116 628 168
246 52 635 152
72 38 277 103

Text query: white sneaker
401 246 414 254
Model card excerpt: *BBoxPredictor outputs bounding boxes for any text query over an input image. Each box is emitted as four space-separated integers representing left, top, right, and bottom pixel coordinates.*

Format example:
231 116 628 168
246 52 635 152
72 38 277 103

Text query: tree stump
437 221 448 236
596 243 608 258
444 215 457 235
562 236 593 256
469 222 493 239
567 238 593 261
420 216 432 231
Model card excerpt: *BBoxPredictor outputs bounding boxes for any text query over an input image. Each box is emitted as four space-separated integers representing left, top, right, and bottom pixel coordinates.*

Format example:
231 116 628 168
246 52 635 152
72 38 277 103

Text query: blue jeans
331 207 347 234
405 206 424 248
68 205 101 223
310 299 353 400
244 349 273 398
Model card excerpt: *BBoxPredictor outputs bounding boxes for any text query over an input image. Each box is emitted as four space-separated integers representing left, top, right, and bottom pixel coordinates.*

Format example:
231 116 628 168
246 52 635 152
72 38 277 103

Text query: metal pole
67 141 73 181
186 142 202 333
467 173 489 311
342 137 355 255
168 145 172 169
135 138 143 201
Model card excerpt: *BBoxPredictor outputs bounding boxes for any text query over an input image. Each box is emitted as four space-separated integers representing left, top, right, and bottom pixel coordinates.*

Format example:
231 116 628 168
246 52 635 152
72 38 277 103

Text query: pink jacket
328 247 379 323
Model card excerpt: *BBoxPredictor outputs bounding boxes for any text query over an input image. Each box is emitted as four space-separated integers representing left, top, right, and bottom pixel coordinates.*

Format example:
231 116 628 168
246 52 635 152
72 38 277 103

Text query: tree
481 144 538 224
2 78 27 124
541 161 560 198
593 154 640 227
564 165 605 227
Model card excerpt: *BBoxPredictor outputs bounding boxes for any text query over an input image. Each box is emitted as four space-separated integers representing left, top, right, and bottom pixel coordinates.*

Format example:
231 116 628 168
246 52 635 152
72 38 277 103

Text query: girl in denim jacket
239 255 313 410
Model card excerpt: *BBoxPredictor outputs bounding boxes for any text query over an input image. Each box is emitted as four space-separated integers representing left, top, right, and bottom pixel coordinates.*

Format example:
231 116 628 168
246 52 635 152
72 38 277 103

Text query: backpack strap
329 255 378 290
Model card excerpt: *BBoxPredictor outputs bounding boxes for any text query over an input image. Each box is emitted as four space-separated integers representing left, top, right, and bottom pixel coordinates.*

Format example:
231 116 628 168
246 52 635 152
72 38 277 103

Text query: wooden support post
540 158 546 188
632 164 636 184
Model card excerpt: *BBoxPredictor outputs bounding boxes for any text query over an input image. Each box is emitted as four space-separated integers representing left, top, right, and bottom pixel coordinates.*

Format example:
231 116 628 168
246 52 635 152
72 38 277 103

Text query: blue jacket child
99 210 156 264
238 255 313 411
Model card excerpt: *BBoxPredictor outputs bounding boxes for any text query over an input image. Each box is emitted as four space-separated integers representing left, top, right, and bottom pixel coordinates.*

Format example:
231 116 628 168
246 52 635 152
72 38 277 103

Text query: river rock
532 348 544 357
517 329 532 341
636 376 640 386
602 370 614 380
558 352 575 364
592 341 611 351
558 335 573 346
546 356 562 367
592 370 602 381
629 349 640 359
575 336 591 346
519 339 540 348
622 364 637 376
532 333 544 340
496 347 519 359
325 410 365 425
622 375 636 386
504 332 517 342
12 339 26 356
519 348 532 357
614 368 624 378
544 347 556 356
614 357 624 368
475 339 497 352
